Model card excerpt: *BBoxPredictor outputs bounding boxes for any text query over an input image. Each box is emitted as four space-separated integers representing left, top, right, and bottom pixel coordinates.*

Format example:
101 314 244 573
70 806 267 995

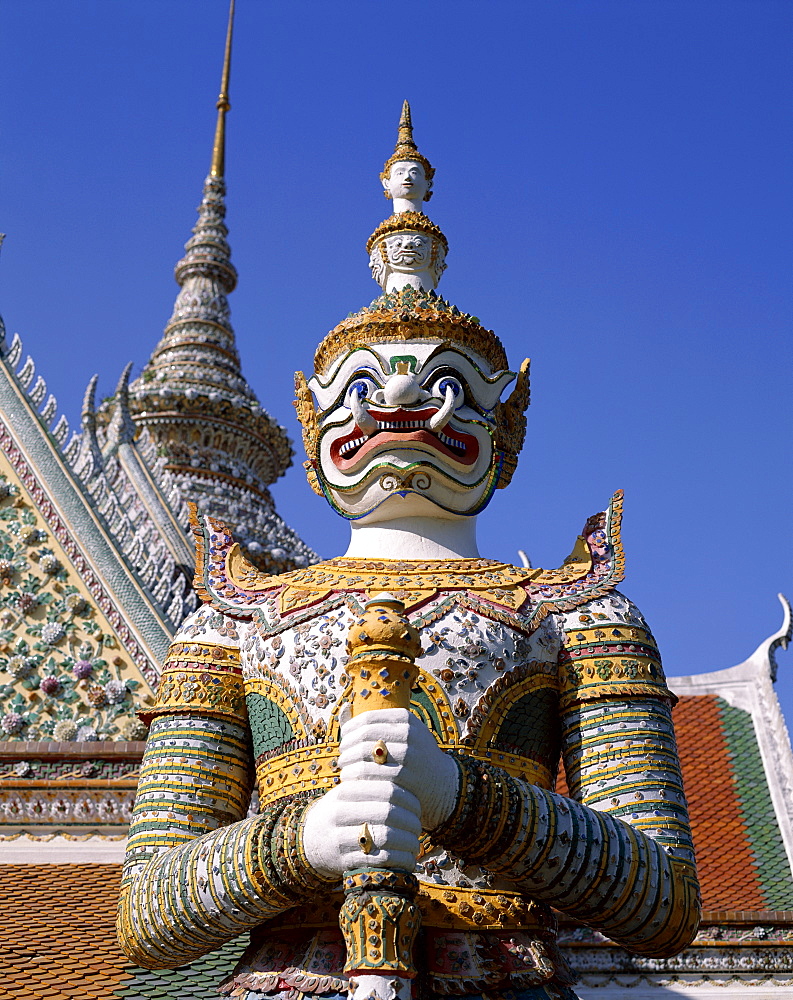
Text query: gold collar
190 490 624 622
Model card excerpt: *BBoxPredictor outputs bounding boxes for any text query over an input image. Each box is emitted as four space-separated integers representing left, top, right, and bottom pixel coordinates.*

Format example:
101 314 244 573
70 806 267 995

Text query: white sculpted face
385 233 432 270
308 343 516 519
383 160 429 207
368 233 447 292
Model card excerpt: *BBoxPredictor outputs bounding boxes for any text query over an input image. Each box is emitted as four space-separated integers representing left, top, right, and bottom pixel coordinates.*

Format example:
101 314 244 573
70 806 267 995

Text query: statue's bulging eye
433 377 463 401
347 378 376 404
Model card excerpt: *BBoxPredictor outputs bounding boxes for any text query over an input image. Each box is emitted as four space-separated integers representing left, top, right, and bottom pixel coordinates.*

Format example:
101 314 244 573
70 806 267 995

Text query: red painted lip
329 406 480 471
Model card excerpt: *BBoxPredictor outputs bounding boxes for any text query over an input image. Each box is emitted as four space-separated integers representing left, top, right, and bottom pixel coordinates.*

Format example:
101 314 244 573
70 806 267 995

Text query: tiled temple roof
675 693 793 911
0 864 237 999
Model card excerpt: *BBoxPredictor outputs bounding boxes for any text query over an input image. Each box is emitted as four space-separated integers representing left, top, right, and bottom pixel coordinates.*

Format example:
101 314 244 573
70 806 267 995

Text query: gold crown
365 212 448 256
313 287 509 377
380 100 435 199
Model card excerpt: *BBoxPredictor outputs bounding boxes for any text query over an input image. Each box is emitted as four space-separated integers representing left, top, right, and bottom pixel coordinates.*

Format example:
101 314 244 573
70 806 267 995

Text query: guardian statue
118 102 700 1000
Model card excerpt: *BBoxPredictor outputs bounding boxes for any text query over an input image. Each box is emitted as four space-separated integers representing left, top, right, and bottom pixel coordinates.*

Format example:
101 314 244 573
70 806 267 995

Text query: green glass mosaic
492 687 560 769
247 691 294 755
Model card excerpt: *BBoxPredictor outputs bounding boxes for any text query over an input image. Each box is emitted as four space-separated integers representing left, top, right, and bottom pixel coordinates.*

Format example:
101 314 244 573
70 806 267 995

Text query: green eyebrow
388 355 418 374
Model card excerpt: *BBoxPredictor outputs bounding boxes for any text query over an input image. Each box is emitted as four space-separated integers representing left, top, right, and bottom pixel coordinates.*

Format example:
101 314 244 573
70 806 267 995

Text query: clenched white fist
302 708 460 879
337 708 460 830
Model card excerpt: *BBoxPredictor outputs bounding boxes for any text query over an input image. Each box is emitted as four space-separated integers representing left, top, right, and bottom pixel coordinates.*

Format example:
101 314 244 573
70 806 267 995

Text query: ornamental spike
210 0 235 179
105 361 136 451
73 374 103 480
396 100 416 154
81 373 98 429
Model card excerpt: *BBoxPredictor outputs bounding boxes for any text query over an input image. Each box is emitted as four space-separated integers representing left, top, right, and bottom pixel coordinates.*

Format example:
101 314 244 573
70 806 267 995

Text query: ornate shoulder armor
556 589 673 709
139 603 246 725
189 492 626 631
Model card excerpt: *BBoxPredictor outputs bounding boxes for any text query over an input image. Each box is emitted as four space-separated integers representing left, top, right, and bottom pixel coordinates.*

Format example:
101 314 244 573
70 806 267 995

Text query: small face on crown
304 342 517 521
369 232 447 293
383 233 432 269
383 160 431 206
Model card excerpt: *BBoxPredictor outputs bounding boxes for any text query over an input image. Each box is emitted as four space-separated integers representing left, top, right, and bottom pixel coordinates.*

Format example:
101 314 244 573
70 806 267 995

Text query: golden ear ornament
494 358 531 489
293 371 323 496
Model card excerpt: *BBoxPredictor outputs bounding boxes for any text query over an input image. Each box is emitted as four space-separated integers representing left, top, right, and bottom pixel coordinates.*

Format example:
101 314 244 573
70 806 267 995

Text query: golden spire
210 0 235 178
396 100 416 153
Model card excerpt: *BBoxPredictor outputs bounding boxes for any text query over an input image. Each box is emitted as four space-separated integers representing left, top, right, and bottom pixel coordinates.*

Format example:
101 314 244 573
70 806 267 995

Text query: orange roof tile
674 694 767 910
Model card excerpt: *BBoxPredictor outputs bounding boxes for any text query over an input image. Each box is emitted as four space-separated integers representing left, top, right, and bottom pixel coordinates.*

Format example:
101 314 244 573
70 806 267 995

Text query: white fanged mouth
337 421 463 457
339 436 368 456
329 406 480 470
374 419 426 431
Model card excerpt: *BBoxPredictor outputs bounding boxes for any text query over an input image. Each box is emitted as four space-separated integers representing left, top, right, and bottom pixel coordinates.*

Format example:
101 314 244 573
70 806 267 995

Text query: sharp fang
350 392 377 435
428 384 457 432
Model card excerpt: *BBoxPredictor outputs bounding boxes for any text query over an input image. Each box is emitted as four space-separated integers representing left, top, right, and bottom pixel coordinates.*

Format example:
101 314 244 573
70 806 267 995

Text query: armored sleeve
117 606 331 969
433 592 700 958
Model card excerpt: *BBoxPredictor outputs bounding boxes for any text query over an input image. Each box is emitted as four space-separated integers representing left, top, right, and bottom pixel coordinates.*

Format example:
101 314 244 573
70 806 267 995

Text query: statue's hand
301 709 459 878
336 708 460 832
301 762 422 878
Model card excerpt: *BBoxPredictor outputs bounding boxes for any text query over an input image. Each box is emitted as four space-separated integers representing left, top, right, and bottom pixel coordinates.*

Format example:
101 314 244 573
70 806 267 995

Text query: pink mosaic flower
16 592 38 613
40 676 61 695
72 659 93 680
1 712 23 734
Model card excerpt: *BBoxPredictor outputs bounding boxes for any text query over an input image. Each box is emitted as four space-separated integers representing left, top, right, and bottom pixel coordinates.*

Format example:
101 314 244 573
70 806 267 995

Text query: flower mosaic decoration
0 474 145 741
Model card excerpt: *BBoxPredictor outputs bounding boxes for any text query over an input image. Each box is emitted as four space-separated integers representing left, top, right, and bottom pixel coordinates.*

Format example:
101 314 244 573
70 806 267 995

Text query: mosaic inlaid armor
118 104 699 1000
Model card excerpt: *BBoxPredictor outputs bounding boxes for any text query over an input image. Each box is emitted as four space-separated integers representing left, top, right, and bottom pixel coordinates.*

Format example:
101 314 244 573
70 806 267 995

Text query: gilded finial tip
210 0 235 178
381 101 435 194
396 100 415 151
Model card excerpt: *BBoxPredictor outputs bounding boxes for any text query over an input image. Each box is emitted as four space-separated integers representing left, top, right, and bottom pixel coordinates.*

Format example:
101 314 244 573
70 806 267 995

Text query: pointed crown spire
210 0 235 179
396 100 415 150
380 100 435 195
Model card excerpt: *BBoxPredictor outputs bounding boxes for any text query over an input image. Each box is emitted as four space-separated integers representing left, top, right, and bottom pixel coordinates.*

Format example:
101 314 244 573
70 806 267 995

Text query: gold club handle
345 592 421 716
340 593 422 980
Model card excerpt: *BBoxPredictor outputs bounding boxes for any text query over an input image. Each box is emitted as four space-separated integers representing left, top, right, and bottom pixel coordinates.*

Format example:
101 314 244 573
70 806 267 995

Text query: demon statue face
295 338 529 521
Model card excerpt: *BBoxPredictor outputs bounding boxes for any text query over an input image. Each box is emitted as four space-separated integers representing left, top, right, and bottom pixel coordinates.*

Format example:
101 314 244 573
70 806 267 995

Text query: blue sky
2 2 791 720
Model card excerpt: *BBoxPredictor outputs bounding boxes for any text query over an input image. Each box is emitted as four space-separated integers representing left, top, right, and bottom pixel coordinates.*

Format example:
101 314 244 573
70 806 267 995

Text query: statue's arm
116 608 330 969
432 594 700 958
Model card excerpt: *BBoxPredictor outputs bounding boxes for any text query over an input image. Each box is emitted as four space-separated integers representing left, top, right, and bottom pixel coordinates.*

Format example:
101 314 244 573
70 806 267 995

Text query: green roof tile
718 697 793 909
